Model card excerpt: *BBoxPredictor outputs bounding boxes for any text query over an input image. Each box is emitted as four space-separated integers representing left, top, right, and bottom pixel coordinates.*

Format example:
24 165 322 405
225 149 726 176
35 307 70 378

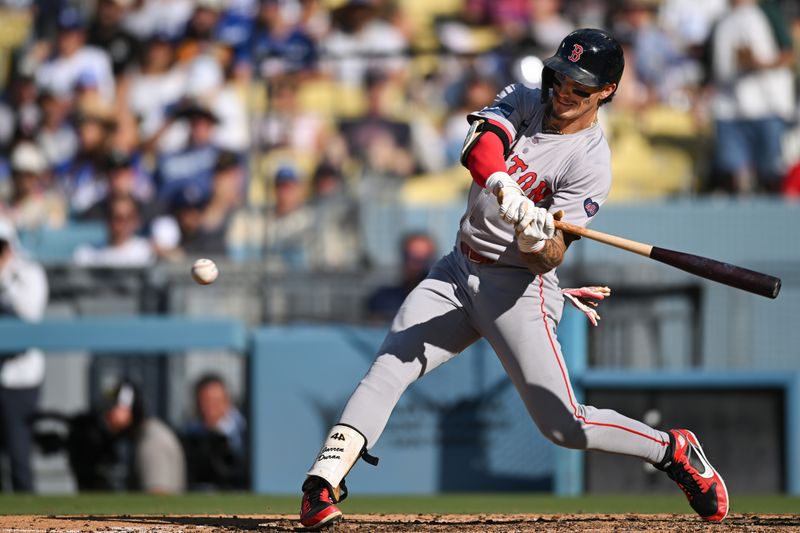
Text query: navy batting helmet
541 29 624 103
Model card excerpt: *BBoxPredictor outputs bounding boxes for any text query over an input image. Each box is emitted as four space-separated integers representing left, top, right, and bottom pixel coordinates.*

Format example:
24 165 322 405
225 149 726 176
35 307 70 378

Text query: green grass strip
1 493 798 516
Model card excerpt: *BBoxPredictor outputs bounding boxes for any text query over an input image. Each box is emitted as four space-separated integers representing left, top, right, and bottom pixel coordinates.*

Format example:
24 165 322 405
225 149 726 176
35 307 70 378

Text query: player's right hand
515 208 555 253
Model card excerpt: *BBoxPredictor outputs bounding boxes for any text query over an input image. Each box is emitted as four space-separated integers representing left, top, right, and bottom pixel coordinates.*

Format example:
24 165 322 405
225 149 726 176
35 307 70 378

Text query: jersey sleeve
550 153 612 229
467 84 539 149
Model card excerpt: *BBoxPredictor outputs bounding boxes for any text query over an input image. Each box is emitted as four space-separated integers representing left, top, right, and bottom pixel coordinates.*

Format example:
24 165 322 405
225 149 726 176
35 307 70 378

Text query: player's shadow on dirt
61 515 291 531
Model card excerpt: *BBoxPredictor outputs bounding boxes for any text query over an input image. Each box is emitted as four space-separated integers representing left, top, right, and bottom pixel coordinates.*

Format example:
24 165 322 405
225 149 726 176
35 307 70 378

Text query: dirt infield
2 514 800 532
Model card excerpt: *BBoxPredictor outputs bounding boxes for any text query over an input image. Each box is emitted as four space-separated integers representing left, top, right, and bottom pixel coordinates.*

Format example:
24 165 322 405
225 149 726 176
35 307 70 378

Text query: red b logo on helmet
568 44 584 62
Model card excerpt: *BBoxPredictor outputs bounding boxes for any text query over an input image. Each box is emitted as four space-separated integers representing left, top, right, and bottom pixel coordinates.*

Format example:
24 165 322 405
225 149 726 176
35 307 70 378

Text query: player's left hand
515 208 555 253
562 286 612 327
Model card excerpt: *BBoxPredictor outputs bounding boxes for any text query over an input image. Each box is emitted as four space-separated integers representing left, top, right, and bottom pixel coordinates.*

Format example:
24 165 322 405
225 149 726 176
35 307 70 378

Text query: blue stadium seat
18 223 107 264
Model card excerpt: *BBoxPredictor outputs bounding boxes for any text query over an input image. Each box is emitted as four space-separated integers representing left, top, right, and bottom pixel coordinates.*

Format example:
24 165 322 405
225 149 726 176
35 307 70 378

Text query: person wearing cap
0 217 49 492
149 180 227 260
102 380 186 493
34 6 115 103
306 162 363 270
262 165 314 268
79 149 155 223
154 98 221 205
2 142 66 232
240 0 318 80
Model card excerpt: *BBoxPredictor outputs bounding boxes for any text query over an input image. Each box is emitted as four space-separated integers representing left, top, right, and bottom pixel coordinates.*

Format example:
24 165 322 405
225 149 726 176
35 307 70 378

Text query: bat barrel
650 247 782 299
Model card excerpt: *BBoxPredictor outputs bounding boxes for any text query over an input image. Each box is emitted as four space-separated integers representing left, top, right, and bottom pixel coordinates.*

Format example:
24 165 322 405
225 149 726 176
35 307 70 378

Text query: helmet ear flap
540 66 554 104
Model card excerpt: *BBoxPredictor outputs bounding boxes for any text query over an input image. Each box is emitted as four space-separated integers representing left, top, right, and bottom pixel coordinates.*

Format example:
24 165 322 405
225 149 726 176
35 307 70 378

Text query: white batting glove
486 172 527 225
562 286 612 327
515 209 555 253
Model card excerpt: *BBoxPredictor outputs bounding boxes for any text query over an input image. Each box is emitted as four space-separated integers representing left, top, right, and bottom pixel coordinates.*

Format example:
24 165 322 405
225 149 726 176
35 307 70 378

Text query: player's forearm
519 231 567 275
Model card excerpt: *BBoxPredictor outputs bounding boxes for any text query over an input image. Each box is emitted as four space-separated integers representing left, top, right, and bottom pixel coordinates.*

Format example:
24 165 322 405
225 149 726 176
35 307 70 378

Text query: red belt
460 241 496 265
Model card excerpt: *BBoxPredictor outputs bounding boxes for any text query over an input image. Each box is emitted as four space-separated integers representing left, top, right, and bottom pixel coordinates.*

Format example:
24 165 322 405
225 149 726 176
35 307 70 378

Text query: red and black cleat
299 477 343 530
657 429 729 522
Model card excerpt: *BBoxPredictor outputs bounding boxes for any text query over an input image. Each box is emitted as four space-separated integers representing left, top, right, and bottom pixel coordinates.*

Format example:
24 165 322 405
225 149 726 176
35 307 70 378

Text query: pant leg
0 386 40 491
340 252 481 447
475 270 670 464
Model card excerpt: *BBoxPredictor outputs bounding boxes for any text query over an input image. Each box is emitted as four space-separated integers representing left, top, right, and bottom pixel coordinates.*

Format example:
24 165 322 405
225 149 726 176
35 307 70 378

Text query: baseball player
299 29 728 529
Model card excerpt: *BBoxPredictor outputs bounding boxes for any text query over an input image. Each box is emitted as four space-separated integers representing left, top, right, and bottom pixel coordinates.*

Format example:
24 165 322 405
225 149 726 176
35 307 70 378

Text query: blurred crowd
0 0 796 271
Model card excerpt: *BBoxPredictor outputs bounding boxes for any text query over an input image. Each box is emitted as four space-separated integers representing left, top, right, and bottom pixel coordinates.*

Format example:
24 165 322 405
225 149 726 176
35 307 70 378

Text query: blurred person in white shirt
706 0 795 193
128 31 189 154
0 217 48 492
35 6 115 104
73 194 154 267
322 0 408 86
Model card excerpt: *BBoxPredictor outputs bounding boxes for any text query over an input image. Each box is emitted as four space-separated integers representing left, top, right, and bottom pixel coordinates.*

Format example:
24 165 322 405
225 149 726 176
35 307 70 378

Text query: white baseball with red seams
191 258 218 285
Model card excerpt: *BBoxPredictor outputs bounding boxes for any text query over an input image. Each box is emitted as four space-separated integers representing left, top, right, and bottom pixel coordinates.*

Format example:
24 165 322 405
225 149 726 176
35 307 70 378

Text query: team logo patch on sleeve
484 103 514 118
583 198 600 217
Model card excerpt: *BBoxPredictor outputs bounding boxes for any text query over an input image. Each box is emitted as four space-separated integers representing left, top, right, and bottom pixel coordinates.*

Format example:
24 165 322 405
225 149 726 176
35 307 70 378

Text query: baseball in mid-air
191 258 218 285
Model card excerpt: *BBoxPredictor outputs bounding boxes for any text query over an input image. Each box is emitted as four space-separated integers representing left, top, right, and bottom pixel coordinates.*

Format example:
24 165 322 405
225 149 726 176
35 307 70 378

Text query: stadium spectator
307 162 362 270
73 194 155 267
56 97 117 215
528 0 575 52
365 231 437 322
127 31 188 155
337 69 415 178
121 0 195 42
36 90 79 175
35 6 115 104
175 0 231 68
262 165 313 268
614 0 688 106
241 0 319 80
151 181 227 260
0 217 48 492
78 149 155 223
87 0 140 78
203 151 246 236
704 0 796 193
254 76 327 154
154 99 221 205
182 373 247 490
442 74 497 165
322 0 408 86
0 71 42 150
1 142 65 232
102 380 186 493
184 55 251 153
296 0 331 42
464 0 530 28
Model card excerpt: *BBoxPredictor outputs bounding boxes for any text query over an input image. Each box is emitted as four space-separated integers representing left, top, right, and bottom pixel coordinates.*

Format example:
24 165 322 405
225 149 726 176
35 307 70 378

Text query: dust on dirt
2 514 799 532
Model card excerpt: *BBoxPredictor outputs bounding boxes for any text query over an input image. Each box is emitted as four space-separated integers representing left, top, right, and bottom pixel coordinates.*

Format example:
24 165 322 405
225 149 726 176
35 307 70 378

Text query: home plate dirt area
2 514 800 532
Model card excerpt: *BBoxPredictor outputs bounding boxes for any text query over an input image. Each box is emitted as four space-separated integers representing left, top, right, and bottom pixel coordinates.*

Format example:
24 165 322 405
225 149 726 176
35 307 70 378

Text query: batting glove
562 286 612 327
515 208 555 253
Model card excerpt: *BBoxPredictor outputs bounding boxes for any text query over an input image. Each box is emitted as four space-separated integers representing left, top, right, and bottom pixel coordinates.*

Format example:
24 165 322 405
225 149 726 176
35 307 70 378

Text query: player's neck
543 104 599 135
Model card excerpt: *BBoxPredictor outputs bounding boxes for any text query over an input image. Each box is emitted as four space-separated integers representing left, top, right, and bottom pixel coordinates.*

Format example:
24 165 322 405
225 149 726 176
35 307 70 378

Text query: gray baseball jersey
460 83 612 306
327 84 670 477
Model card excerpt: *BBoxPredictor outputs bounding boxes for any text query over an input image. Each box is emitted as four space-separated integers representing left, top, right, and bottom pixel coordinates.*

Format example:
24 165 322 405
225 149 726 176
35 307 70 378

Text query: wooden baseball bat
554 218 782 299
